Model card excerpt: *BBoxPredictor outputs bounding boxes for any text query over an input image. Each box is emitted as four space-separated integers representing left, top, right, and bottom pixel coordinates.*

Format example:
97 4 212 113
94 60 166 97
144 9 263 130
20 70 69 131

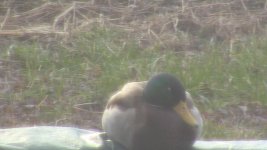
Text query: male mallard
102 73 202 150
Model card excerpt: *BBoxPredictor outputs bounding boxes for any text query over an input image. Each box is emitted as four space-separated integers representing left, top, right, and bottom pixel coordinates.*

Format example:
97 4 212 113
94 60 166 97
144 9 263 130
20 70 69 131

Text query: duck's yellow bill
174 101 198 127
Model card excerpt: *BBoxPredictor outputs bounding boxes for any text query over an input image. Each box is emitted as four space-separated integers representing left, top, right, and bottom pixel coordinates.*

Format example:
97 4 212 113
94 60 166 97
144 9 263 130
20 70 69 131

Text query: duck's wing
102 81 147 149
102 106 136 149
105 81 147 108
186 91 203 138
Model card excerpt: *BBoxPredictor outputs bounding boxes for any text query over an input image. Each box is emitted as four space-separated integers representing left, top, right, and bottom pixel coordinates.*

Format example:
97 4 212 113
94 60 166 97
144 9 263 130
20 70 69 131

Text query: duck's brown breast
132 104 196 150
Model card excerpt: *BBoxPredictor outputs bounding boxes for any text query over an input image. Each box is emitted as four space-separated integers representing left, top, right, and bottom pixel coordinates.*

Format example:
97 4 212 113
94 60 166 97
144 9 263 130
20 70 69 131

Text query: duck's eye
167 86 176 94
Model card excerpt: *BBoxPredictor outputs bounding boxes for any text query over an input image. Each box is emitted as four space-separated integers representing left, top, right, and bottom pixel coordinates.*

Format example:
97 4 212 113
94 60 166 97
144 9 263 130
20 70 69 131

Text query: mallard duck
102 73 202 150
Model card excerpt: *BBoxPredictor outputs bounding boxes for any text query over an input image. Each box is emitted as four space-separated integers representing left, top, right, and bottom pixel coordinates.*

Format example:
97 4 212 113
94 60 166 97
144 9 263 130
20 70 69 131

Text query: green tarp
0 126 266 150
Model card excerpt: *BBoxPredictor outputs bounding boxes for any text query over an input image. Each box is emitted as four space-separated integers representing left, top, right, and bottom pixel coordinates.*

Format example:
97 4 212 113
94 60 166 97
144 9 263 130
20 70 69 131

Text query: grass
1 27 267 138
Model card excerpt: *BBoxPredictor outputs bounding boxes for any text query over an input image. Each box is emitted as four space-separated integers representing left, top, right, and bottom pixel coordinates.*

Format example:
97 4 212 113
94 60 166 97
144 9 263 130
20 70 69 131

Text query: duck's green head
144 73 198 127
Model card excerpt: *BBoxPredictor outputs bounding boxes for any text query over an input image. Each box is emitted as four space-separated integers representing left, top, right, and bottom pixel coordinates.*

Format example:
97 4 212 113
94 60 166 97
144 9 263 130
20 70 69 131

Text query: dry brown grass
1 0 267 50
